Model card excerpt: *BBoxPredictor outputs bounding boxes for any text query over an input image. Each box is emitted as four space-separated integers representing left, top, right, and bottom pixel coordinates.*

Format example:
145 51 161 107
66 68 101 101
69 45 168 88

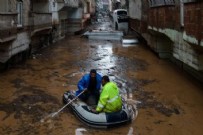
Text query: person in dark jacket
75 69 102 105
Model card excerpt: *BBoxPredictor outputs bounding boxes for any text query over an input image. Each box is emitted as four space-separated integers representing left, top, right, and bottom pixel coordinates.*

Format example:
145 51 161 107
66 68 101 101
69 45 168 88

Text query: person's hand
83 88 87 92
91 108 98 113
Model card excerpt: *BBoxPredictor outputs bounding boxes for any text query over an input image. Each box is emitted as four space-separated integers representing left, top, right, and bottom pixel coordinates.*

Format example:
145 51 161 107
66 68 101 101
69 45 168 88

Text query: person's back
96 76 122 113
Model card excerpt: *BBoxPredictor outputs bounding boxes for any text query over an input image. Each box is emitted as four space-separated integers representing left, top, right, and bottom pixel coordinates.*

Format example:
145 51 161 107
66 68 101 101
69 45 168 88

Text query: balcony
0 12 17 43
31 12 52 36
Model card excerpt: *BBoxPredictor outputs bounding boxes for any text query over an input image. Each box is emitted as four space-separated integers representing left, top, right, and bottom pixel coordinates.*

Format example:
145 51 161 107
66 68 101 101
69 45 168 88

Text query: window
17 1 23 27
148 0 175 7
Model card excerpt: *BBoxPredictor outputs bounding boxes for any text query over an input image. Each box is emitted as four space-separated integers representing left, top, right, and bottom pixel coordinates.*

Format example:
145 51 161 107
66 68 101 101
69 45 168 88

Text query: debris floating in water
122 39 138 44
75 128 87 135
127 127 134 135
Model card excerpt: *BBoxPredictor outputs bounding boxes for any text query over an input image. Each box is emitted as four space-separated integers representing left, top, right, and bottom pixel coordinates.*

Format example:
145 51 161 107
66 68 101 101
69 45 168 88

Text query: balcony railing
0 12 17 43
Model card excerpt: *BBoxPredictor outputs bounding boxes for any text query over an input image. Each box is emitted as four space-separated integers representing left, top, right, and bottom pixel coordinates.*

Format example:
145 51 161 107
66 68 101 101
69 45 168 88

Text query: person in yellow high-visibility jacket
93 75 122 113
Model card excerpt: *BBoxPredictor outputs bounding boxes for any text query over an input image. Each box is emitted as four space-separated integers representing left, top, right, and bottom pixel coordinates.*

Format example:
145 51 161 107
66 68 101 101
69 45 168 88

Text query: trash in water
122 39 138 44
75 128 87 135
127 127 134 135
40 112 57 123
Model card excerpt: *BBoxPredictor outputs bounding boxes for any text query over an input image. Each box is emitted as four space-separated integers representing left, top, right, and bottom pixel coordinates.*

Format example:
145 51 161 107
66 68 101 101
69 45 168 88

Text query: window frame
16 1 23 27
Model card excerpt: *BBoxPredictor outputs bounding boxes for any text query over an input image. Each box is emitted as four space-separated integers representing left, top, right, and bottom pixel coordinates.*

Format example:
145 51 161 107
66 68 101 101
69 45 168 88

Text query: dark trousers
79 91 100 106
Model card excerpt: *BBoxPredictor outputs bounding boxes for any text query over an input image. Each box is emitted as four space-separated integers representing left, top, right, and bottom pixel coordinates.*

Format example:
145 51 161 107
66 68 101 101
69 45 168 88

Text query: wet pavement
1 22 203 135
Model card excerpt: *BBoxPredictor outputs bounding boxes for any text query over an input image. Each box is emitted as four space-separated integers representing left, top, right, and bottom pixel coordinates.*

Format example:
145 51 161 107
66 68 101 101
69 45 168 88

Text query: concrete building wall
0 0 54 65
128 0 142 19
49 0 64 40
128 0 203 81
10 32 30 57
0 0 8 12
0 0 93 69
33 2 50 13
0 0 16 12
22 1 31 27
14 0 31 56
67 8 83 19
0 0 31 64
50 0 92 37
184 3 202 46
64 0 79 7
50 0 59 25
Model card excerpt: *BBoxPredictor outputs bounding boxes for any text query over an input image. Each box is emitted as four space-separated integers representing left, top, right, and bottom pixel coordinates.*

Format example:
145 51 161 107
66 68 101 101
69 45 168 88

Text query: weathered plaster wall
0 32 30 63
128 1 203 80
148 26 202 70
67 8 83 19
129 0 142 19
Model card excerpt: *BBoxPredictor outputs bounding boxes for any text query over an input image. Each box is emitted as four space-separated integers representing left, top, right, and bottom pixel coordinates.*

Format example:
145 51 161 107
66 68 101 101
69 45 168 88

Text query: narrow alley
1 19 203 134
0 0 203 135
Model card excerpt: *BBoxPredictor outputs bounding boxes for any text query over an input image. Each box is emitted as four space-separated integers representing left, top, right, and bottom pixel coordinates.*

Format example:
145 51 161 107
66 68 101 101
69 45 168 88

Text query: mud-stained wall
128 0 141 20
22 0 31 27
128 1 203 81
0 32 30 63
11 32 30 56
33 2 50 13
64 0 80 7
184 3 203 47
128 0 148 33
0 0 16 12
0 0 31 63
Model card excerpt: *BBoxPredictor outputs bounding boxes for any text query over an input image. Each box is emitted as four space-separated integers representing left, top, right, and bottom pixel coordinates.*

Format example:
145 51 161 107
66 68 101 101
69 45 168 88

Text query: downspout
180 0 184 27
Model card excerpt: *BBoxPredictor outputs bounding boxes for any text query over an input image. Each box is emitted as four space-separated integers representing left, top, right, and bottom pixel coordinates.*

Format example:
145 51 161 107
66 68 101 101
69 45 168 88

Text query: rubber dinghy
63 91 135 128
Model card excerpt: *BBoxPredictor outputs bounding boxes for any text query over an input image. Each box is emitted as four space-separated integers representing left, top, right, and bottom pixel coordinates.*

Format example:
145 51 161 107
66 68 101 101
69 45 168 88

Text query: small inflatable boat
63 91 135 128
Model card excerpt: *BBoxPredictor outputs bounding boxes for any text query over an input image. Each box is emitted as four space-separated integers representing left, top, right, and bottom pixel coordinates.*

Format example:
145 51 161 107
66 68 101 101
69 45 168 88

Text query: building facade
0 0 94 70
128 0 203 81
0 0 31 69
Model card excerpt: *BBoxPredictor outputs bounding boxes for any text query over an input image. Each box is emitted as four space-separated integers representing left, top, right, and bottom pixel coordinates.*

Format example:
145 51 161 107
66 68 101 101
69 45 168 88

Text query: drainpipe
180 0 184 27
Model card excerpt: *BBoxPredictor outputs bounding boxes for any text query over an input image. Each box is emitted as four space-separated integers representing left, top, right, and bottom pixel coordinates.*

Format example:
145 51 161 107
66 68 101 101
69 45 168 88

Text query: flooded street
1 22 203 135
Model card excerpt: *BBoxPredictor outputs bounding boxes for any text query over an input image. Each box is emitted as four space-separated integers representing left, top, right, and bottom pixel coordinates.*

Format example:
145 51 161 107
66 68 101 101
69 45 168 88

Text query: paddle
51 89 86 117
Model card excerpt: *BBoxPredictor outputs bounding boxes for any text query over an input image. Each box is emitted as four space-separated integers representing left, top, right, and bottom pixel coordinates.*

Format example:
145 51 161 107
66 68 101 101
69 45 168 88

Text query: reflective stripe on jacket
96 82 122 113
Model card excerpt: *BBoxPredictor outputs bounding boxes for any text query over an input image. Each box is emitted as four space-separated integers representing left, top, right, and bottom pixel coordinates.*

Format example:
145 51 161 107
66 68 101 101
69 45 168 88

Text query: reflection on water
96 44 115 75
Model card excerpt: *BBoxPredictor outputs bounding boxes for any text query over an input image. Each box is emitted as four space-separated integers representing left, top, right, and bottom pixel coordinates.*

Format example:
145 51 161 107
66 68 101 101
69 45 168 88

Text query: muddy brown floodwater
1 25 203 135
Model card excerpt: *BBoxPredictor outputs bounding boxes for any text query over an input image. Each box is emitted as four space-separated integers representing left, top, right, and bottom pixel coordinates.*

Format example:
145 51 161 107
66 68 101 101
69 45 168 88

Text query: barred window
148 0 175 7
